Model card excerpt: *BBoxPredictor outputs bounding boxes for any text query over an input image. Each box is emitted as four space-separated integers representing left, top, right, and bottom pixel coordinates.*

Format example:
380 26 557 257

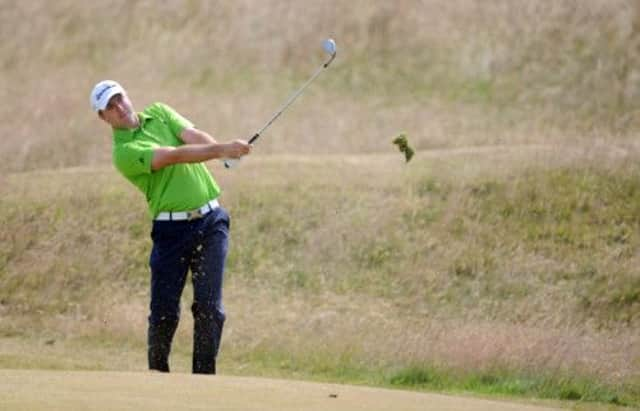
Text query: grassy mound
1 151 638 406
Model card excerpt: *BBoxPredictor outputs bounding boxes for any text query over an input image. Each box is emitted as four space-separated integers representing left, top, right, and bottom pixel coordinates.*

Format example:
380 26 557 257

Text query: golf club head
226 38 338 171
323 38 337 56
322 38 337 68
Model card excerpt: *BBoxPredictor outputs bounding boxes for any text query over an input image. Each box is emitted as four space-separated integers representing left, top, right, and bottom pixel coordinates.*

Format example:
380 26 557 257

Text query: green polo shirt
112 102 220 219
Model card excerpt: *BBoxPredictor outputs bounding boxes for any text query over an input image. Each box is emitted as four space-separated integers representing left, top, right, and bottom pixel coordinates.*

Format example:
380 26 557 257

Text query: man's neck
113 114 140 130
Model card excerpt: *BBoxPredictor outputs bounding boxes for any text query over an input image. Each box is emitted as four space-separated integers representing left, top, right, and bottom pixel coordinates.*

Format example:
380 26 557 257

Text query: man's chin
120 115 137 128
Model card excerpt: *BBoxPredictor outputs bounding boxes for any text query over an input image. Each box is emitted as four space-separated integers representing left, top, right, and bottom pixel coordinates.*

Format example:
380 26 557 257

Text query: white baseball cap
90 80 125 111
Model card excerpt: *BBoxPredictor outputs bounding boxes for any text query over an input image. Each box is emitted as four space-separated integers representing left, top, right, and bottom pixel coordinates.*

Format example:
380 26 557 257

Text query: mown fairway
1 0 639 409
1 369 571 411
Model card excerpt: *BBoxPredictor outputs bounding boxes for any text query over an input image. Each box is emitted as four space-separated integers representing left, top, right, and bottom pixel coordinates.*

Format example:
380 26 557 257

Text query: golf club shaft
224 51 336 168
250 54 335 144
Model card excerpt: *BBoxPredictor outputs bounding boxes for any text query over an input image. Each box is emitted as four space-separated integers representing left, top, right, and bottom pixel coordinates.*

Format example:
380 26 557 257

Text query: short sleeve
113 141 155 177
153 103 194 137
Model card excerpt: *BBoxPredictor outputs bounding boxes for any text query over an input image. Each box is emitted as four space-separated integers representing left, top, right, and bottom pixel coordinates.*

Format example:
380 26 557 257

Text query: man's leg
190 208 229 374
148 221 191 372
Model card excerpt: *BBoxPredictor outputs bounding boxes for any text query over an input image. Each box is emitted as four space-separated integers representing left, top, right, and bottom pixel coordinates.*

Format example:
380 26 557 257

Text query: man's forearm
151 140 251 171
152 144 226 170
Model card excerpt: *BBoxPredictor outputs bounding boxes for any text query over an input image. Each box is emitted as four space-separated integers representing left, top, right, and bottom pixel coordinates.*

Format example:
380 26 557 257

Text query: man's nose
115 102 126 114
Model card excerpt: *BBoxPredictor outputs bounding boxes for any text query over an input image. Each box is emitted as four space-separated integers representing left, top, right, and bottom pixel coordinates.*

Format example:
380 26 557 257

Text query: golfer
90 80 251 374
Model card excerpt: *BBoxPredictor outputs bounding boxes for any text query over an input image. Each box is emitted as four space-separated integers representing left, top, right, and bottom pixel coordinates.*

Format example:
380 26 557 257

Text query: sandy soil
0 369 565 411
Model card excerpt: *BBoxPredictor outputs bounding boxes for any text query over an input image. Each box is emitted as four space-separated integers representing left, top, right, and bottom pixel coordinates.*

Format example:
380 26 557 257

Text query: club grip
224 133 259 169
248 133 260 144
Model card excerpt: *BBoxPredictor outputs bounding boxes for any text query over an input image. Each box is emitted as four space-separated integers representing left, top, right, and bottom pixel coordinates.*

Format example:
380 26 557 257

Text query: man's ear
98 111 105 121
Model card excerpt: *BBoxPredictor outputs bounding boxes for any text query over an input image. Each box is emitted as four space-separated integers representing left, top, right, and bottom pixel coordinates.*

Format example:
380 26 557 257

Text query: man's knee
149 307 181 328
149 294 182 323
191 302 225 325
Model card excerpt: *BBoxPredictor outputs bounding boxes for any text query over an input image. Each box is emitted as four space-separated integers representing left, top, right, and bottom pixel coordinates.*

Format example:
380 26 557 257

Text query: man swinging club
90 80 252 374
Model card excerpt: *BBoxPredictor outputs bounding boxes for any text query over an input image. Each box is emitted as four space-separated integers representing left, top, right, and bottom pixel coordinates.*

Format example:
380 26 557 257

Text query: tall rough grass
1 149 639 404
1 0 639 171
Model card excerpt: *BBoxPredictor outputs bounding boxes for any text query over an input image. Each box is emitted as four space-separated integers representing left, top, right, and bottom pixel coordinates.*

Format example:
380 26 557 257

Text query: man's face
98 93 138 129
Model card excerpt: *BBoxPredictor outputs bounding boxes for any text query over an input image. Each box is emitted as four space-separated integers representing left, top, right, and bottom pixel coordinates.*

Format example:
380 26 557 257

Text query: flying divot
392 133 414 162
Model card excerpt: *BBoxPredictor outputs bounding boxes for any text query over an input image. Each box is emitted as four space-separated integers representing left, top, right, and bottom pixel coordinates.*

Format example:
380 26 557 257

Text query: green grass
229 347 637 407
453 166 640 325
466 167 640 249
2 156 640 325
388 366 635 407
1 332 636 408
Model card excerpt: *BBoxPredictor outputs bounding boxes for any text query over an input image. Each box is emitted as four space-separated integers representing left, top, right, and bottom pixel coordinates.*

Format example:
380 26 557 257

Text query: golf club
224 38 337 168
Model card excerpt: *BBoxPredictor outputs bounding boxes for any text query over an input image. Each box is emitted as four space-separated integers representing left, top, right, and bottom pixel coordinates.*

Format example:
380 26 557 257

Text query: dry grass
1 150 638 398
1 0 640 171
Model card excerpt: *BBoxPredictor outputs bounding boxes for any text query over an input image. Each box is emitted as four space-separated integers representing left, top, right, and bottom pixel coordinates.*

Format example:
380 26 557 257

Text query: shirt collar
112 112 149 142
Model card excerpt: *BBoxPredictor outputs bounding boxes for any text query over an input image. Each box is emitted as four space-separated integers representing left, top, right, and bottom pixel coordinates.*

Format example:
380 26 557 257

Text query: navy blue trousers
148 207 229 374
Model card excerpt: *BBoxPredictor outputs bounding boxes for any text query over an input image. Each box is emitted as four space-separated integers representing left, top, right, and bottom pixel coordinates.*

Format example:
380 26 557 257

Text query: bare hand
224 140 252 159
